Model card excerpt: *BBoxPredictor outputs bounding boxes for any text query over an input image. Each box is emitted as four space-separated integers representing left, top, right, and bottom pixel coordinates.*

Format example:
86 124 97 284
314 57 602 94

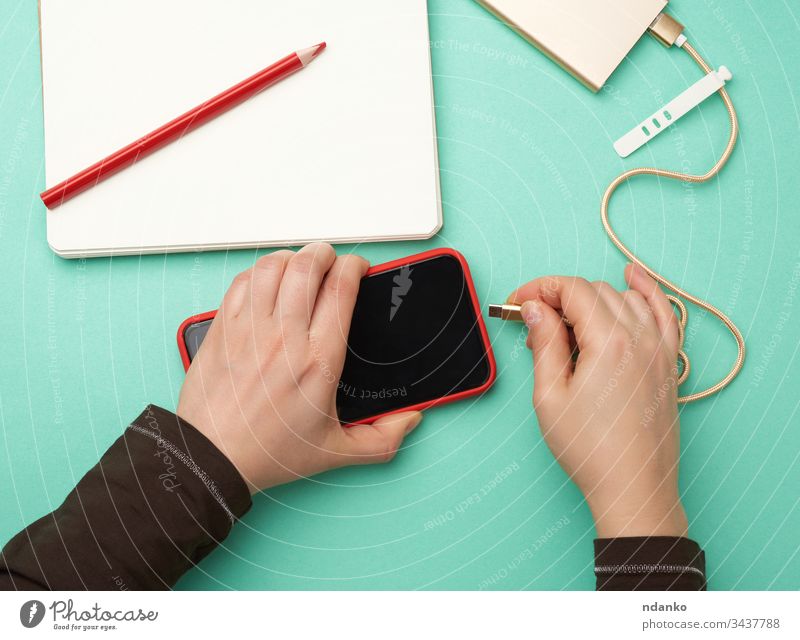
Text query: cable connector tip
488 304 523 322
648 12 685 48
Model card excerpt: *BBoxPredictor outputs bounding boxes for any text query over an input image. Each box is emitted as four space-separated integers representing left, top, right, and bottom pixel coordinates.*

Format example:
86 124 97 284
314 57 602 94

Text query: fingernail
520 300 543 328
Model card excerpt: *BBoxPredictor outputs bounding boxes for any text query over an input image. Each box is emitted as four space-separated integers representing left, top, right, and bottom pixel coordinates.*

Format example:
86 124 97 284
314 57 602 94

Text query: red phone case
177 247 497 424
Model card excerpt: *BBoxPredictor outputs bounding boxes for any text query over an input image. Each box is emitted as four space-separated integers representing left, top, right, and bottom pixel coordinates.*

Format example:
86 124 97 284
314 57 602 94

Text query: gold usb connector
488 303 574 327
488 303 524 322
648 12 685 47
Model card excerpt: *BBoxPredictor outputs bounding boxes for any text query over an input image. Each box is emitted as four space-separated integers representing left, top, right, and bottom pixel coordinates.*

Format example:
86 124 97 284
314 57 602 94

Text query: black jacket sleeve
0 405 251 590
594 536 707 590
1 405 706 591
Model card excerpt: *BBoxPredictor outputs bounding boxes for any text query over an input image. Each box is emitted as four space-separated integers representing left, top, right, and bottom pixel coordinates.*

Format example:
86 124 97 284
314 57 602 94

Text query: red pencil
41 42 327 209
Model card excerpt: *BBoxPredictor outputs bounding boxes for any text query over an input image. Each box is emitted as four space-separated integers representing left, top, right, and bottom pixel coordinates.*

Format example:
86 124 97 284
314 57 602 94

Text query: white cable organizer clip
614 65 733 158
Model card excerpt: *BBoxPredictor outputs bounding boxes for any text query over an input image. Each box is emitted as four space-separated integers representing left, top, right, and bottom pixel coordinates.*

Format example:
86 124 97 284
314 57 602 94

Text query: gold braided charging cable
601 41 745 403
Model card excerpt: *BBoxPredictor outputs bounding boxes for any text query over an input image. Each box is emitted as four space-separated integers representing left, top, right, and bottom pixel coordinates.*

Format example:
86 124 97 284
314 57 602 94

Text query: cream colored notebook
40 0 441 257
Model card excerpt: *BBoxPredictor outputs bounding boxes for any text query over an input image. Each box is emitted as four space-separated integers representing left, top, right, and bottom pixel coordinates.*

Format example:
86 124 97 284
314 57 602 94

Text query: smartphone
177 248 496 424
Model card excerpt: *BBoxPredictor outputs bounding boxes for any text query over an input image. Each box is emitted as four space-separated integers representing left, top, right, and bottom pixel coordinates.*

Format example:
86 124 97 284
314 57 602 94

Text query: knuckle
542 276 560 295
566 278 591 301
637 308 655 327
375 433 401 463
288 251 318 275
342 253 369 273
255 250 292 272
380 446 399 463
593 282 618 305
232 270 253 287
624 290 647 307
309 242 336 261
324 271 358 298
665 311 681 335
605 328 632 357
309 242 334 253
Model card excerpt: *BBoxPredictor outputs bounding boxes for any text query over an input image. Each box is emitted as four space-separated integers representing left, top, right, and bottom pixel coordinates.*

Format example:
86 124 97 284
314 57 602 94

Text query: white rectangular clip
614 66 732 158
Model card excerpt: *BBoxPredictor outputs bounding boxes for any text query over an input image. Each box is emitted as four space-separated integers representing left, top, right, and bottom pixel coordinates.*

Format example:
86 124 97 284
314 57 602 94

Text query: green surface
1 0 799 590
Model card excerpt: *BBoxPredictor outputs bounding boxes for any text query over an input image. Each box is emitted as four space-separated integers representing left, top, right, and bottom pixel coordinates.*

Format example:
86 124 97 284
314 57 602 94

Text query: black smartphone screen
182 253 492 423
337 254 490 422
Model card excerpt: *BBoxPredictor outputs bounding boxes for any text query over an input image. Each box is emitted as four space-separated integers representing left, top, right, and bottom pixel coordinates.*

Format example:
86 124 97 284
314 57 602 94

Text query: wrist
590 494 688 539
176 404 260 494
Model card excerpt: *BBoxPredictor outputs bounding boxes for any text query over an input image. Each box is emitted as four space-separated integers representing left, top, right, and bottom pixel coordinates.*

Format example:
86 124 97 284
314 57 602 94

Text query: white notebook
40 0 441 257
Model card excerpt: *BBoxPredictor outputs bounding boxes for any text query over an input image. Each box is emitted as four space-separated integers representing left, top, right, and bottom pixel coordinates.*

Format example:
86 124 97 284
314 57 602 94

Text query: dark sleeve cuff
128 404 252 523
1 405 251 590
594 536 706 591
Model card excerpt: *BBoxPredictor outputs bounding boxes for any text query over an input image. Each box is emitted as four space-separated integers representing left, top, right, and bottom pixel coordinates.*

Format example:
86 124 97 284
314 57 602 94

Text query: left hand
177 243 423 493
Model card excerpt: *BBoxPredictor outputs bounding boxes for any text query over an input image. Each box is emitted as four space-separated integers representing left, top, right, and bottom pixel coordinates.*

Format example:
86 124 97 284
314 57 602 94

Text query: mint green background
1 0 798 590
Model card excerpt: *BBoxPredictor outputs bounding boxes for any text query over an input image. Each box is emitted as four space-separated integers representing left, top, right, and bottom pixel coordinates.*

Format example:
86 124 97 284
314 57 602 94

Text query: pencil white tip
297 42 327 66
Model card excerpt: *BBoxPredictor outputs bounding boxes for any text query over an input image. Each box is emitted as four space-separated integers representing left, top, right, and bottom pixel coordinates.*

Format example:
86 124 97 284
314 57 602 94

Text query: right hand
177 243 423 494
508 264 688 538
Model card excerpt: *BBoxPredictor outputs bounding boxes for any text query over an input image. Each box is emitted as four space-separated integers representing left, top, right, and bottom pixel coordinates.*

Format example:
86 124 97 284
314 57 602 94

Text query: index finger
508 276 616 352
276 243 337 331
309 254 370 376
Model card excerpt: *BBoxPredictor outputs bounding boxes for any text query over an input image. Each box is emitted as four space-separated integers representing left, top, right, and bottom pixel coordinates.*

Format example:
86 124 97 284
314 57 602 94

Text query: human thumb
342 411 423 464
